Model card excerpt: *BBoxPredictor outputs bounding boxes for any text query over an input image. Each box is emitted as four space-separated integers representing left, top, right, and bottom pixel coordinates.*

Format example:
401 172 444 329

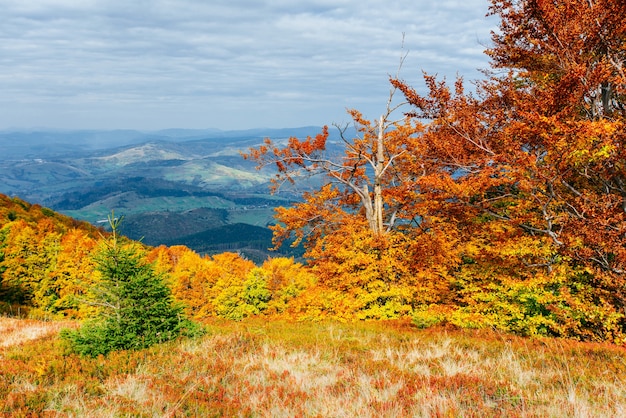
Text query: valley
0 127 343 261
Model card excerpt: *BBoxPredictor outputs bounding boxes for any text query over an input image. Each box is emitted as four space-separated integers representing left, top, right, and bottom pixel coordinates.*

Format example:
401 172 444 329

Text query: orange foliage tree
244 0 626 339
148 247 253 318
244 76 460 319
40 229 98 318
0 194 104 317
0 218 100 318
0 218 66 309
389 0 626 340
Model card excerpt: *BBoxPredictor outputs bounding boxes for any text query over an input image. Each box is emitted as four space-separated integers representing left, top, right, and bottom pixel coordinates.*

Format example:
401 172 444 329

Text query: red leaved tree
391 0 626 340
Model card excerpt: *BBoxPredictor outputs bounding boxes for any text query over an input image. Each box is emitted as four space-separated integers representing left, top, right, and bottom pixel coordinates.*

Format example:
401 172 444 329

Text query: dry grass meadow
1 316 626 417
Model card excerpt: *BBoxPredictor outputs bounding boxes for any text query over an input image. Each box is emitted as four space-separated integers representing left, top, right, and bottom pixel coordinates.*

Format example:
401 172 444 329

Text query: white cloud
0 0 498 130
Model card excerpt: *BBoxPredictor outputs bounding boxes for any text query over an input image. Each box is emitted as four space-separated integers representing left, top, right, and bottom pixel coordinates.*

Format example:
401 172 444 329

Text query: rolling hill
0 126 344 258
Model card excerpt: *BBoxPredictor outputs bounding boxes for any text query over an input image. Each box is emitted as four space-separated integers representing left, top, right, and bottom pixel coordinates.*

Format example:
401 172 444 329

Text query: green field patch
61 195 236 224
227 206 279 227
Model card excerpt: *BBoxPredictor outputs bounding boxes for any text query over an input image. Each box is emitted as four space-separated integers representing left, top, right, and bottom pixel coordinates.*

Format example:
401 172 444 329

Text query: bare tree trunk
361 183 376 232
373 116 385 235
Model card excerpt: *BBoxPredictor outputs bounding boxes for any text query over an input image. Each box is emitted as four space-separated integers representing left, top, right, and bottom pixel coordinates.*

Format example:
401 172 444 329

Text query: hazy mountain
0 126 340 160
0 126 345 257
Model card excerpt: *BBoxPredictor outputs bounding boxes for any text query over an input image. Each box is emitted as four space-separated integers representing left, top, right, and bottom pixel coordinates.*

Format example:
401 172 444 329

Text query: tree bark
373 115 385 235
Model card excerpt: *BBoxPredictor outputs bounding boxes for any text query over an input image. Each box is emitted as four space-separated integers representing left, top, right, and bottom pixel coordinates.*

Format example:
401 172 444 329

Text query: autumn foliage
243 0 626 342
0 195 101 318
0 198 316 325
2 0 626 344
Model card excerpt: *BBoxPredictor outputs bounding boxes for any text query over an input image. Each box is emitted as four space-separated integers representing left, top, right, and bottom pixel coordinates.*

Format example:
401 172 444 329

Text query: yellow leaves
0 219 101 318
43 230 99 318
558 119 619 166
146 248 319 321
301 220 460 320
498 235 553 259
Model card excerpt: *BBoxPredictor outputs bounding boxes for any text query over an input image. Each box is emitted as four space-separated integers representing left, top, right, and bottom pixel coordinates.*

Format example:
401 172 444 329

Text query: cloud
0 0 498 130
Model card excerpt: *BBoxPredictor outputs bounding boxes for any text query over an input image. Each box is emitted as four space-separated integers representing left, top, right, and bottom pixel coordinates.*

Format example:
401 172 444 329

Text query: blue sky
0 0 498 131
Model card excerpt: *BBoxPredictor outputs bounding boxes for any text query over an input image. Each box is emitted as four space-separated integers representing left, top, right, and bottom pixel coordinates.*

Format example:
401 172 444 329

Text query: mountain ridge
0 126 337 257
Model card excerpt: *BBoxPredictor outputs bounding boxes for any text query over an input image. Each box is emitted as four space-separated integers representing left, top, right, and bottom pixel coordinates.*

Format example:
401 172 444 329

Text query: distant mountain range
0 127 336 159
0 126 352 261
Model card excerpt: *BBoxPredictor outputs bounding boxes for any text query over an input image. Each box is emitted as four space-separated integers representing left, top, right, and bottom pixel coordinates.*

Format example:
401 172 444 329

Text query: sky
0 0 499 131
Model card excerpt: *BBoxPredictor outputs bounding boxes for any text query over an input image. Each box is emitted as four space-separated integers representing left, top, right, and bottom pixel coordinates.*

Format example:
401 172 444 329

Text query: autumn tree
485 0 626 272
244 68 459 318
0 219 61 309
38 229 98 318
388 0 626 340
0 194 103 316
243 0 626 338
260 257 316 315
243 73 427 240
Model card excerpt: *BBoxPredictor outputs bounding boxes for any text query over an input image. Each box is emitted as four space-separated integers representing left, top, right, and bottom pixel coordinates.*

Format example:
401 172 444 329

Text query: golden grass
0 316 75 348
1 318 625 417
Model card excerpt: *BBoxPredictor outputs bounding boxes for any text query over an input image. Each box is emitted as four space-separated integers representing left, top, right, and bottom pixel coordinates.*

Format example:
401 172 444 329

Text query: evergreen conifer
62 214 200 357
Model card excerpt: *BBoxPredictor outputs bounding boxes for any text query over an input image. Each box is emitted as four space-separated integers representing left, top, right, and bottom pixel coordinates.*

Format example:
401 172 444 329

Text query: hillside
0 194 306 319
1 317 625 416
0 194 101 237
4 198 623 416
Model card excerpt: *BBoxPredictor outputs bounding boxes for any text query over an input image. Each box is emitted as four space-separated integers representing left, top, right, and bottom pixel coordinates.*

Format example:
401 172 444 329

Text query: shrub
412 306 448 329
215 268 271 320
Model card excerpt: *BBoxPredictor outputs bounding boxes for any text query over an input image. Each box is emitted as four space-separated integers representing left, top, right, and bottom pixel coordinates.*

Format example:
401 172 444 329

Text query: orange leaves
386 0 626 340
284 128 328 158
243 127 329 170
241 127 330 192
145 244 318 321
270 183 343 249
488 0 626 118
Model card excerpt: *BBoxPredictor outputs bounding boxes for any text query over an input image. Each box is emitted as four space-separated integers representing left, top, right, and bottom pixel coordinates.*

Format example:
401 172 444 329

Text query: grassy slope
0 317 76 349
1 317 625 417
